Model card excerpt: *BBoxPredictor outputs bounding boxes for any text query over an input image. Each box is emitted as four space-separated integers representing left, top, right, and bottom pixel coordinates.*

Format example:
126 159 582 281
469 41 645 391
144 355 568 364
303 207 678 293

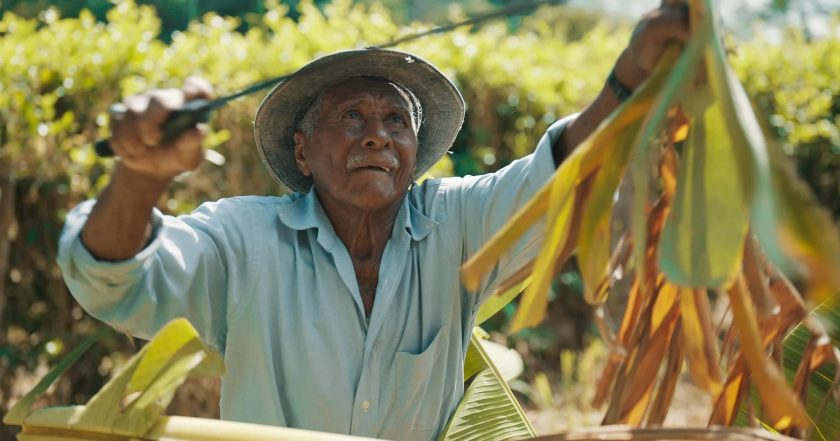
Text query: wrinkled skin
293 77 418 216
292 78 419 315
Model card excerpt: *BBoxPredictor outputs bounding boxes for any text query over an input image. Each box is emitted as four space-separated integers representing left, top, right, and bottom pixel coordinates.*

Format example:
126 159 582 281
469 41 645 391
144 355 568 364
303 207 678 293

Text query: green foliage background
0 0 837 435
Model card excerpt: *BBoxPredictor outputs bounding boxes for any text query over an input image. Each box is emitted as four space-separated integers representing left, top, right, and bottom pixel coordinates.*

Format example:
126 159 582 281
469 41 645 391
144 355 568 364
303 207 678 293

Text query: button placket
364 232 410 353
351 338 382 437
351 205 410 437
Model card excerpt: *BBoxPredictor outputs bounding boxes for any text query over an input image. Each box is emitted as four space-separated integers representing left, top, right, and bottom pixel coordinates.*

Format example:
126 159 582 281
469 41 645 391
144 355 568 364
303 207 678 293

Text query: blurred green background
0 0 837 438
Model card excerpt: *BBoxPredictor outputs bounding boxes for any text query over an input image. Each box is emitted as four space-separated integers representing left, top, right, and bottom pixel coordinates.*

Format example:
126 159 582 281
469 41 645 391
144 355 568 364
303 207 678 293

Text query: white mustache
346 152 400 172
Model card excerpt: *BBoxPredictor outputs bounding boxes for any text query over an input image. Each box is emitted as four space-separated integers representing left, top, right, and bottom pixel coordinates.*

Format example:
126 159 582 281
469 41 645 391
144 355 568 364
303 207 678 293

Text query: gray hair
296 77 423 135
297 94 324 136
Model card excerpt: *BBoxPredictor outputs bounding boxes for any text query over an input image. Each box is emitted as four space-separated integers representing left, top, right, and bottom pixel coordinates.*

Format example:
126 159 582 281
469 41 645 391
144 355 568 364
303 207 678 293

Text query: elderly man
57 4 688 440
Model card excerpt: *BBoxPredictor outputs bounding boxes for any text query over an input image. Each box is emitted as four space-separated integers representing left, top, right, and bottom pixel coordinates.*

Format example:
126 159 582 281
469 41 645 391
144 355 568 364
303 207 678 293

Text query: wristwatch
607 68 634 103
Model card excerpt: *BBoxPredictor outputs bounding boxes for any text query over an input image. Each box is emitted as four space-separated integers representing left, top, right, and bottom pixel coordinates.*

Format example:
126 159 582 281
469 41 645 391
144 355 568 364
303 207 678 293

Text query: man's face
293 78 418 211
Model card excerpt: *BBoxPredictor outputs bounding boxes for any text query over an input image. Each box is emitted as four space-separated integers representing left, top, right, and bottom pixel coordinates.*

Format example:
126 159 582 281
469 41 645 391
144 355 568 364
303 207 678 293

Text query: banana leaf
475 276 532 328
463 327 523 383
680 288 723 396
536 426 801 441
630 34 707 296
727 274 810 429
10 317 532 441
3 328 106 427
438 329 536 441
750 128 840 303
5 318 227 440
777 298 839 440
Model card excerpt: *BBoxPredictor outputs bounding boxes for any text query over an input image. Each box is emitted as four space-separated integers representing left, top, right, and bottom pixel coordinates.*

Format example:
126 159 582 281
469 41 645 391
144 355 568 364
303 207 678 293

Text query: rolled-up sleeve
442 116 575 307
57 198 251 352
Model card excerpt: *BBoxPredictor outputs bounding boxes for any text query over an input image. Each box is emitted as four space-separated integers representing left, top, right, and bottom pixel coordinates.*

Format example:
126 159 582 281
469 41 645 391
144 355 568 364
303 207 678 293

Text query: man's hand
554 1 689 162
81 77 214 261
110 76 214 180
613 1 690 91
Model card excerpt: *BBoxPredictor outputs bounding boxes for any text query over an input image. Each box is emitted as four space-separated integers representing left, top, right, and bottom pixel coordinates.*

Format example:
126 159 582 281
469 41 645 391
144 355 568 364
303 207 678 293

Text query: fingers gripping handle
94 137 118 157
94 99 213 157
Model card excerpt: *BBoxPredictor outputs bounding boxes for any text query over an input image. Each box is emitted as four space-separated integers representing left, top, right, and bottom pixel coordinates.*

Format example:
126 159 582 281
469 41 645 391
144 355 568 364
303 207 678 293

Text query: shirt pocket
395 324 449 434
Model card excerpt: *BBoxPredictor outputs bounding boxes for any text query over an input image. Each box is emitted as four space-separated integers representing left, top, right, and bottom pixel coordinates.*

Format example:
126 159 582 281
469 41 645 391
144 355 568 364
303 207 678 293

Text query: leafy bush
729 28 840 218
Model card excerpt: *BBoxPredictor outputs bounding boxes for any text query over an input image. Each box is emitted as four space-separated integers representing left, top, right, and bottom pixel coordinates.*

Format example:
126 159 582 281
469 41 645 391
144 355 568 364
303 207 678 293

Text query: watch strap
607 68 634 102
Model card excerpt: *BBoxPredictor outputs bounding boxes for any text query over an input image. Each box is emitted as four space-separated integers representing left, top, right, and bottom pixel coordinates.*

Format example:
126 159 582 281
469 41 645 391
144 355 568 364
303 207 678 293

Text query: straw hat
254 48 466 193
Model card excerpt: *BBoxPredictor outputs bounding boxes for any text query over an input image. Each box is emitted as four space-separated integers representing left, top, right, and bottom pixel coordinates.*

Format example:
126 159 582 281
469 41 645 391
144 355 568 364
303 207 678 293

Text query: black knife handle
94 99 212 157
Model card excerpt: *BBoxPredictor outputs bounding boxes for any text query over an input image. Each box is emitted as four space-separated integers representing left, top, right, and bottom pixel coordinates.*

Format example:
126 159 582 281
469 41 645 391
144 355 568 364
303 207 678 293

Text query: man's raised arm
554 2 689 162
81 78 213 260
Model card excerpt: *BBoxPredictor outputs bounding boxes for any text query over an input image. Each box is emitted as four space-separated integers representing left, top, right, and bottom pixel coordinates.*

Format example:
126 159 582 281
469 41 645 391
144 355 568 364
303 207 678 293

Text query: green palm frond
438 329 536 441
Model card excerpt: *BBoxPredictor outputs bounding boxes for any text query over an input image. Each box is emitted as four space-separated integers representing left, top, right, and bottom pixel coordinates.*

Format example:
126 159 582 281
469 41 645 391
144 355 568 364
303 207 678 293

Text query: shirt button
361 400 370 412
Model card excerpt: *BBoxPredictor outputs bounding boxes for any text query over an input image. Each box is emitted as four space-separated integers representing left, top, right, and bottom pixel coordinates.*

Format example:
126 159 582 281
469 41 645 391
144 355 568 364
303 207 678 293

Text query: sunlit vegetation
1 0 838 440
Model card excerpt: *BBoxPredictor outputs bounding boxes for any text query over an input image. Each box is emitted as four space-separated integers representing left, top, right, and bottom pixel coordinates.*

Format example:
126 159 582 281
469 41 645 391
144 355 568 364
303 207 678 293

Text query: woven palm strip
534 426 798 441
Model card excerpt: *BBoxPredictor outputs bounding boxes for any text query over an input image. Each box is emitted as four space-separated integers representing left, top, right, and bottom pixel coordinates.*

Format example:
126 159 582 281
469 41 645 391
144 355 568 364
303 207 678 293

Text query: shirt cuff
57 200 165 289
528 113 578 183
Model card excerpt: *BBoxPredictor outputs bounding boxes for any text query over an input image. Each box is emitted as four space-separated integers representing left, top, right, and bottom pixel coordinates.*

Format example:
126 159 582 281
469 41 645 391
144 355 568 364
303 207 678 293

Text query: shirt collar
276 189 438 244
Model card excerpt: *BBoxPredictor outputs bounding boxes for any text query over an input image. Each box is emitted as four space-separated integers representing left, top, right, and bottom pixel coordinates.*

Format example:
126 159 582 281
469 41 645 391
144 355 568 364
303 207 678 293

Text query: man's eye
387 114 406 125
344 110 362 120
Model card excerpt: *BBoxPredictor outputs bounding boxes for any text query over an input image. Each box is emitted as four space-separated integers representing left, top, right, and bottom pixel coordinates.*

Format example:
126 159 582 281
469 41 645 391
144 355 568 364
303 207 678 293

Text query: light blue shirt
57 117 570 441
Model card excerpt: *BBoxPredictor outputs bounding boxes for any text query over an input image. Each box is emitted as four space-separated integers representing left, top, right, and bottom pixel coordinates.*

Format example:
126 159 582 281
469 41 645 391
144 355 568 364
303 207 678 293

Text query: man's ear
293 131 311 176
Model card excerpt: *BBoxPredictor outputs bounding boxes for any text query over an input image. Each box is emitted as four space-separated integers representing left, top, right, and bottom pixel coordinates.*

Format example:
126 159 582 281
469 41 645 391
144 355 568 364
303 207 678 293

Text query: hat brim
254 48 465 194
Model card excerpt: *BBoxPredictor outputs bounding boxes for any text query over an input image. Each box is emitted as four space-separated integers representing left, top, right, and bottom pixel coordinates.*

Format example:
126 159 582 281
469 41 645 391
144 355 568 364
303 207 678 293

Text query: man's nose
362 119 390 149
